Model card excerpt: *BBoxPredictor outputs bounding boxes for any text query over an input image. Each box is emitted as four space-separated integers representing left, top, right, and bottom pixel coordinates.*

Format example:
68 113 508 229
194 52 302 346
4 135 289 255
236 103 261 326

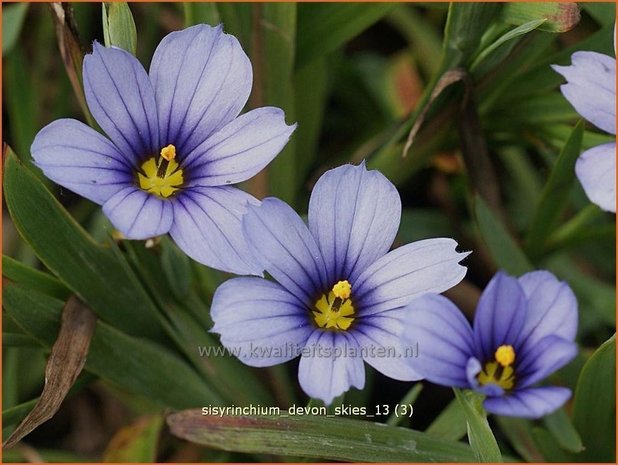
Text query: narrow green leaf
531 427 573 462
4 282 223 409
470 19 546 75
216 3 252 47
160 237 192 301
2 3 28 56
582 3 616 26
102 2 137 55
168 410 476 462
3 151 163 338
525 121 584 258
543 408 584 453
252 3 297 203
474 195 533 275
572 335 616 462
426 399 467 441
182 2 220 27
454 389 502 462
502 2 580 32
2 255 70 300
296 3 397 69
386 383 423 426
495 417 545 462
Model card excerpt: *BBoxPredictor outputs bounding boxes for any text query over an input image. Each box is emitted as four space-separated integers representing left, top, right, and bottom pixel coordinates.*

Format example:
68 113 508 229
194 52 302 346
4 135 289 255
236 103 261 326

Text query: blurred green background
2 2 616 462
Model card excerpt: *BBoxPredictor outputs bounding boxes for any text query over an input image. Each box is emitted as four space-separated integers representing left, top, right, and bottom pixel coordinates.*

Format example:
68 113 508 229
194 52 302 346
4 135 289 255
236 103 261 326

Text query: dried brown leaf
3 296 96 448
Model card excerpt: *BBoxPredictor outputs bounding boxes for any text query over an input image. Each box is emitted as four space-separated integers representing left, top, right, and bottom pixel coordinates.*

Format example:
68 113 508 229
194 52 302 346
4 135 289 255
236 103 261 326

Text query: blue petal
308 163 401 284
483 387 572 419
211 277 312 367
516 335 578 388
517 271 578 349
353 307 422 381
552 51 616 135
31 119 132 204
170 186 263 275
83 42 159 160
353 239 469 316
473 272 527 362
576 142 616 213
102 187 173 239
183 107 296 186
298 330 365 405
149 24 252 157
402 294 474 387
242 198 328 305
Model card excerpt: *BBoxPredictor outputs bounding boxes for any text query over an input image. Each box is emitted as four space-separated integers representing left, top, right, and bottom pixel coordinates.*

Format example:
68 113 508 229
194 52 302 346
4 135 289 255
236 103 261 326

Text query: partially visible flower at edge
552 46 616 213
210 162 470 405
403 270 578 419
31 24 296 275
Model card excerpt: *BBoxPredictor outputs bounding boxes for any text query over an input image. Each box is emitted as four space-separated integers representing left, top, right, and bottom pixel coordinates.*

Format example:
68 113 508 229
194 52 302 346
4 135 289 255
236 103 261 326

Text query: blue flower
210 163 469 404
404 271 578 419
31 24 296 274
552 50 616 213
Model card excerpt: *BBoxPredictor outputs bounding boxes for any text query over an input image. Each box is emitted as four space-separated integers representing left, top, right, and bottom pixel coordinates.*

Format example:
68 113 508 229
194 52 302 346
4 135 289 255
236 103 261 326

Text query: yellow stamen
160 144 177 161
332 280 352 300
138 154 184 198
312 283 355 331
495 345 515 367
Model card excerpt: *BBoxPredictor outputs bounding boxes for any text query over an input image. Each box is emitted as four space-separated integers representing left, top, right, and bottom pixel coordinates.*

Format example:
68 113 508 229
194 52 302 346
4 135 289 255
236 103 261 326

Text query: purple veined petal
308 162 401 284
31 118 133 204
149 24 252 157
353 238 469 317
483 386 572 419
552 51 616 135
466 357 504 396
353 307 422 381
183 107 297 186
516 271 578 349
402 294 474 387
102 187 173 239
472 272 528 362
211 277 313 367
298 330 365 405
242 198 329 306
575 142 616 213
169 186 263 276
516 335 578 389
83 42 159 161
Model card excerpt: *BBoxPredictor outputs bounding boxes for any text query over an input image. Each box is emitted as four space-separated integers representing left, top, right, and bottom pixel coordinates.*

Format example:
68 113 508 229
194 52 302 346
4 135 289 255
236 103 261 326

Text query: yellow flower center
477 344 516 390
313 280 355 331
138 144 184 198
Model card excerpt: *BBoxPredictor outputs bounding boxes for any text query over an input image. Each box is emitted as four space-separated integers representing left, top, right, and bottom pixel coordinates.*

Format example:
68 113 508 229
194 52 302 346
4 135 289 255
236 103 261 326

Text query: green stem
545 204 602 252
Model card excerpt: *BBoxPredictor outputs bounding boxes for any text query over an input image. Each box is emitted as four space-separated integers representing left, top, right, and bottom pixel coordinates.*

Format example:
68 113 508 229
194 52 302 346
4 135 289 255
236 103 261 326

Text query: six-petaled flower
403 271 578 419
32 24 296 275
210 162 469 405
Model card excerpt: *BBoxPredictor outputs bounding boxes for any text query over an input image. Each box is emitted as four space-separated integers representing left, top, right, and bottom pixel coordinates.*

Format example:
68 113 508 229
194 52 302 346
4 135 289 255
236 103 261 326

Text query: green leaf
252 3 297 203
3 282 223 409
2 255 70 300
102 2 137 55
582 3 616 26
182 2 220 27
386 383 423 426
2 3 28 56
470 19 547 75
502 2 580 32
453 389 502 462
3 151 163 338
524 121 584 258
160 237 192 301
543 408 584 453
296 3 397 69
426 398 467 441
531 427 573 462
474 195 533 275
496 416 545 462
168 410 476 462
572 335 616 462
